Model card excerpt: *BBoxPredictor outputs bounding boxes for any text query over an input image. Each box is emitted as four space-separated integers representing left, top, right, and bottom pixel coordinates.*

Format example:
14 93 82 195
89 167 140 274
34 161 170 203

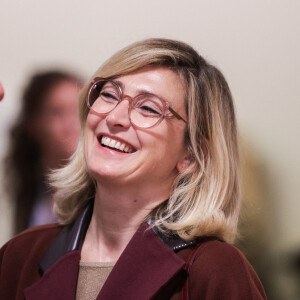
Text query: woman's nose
106 100 131 129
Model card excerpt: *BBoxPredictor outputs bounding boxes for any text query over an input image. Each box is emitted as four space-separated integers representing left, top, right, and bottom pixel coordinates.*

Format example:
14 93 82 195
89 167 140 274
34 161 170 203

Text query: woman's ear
176 139 209 173
176 150 193 173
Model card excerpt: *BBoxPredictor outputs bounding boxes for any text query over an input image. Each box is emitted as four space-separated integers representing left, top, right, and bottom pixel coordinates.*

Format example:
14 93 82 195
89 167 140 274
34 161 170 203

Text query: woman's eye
101 92 118 101
140 105 160 115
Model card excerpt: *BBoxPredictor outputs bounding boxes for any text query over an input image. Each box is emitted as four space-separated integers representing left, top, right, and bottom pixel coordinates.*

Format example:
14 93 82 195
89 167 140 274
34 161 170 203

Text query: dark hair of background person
4 70 82 234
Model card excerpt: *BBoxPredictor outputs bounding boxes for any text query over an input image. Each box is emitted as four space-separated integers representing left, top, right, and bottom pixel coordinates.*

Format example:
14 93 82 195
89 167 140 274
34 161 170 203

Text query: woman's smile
98 135 136 154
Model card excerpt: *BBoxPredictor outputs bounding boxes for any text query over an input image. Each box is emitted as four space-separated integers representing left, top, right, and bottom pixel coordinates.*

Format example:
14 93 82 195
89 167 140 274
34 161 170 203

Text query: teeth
109 139 116 148
101 136 134 153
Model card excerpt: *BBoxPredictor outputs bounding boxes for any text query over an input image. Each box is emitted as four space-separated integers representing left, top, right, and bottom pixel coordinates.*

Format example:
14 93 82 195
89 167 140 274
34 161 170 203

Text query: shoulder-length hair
51 38 240 243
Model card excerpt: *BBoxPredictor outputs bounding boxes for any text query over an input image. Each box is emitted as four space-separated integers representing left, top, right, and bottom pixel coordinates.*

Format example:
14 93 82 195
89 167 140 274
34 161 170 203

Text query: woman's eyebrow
113 80 123 89
113 80 161 97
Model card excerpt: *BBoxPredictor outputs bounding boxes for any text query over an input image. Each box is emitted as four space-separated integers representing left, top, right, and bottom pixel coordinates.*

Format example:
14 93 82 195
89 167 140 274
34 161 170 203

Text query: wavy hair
51 38 240 243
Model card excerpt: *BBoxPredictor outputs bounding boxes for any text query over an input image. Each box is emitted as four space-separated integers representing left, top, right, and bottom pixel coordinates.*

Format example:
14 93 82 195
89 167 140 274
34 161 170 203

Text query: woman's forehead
114 67 186 106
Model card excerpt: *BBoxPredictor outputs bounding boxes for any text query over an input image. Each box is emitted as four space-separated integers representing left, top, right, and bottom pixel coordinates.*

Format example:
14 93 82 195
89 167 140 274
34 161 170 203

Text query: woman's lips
98 135 136 153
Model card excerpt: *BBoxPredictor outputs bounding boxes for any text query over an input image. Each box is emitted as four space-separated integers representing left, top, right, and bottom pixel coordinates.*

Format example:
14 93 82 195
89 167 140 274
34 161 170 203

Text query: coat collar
25 200 196 300
39 200 93 273
40 199 196 274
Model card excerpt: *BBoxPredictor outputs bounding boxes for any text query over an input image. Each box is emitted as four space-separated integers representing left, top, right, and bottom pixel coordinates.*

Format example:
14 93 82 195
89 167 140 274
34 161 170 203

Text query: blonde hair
51 38 240 243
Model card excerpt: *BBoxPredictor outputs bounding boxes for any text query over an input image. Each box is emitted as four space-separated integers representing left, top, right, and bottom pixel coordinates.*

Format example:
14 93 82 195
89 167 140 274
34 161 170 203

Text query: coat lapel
24 251 80 300
23 201 93 300
97 223 186 300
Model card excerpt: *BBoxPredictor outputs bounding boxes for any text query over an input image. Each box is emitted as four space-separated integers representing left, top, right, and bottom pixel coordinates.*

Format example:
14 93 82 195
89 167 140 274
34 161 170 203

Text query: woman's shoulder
0 223 63 261
187 238 267 299
193 238 251 269
0 224 64 299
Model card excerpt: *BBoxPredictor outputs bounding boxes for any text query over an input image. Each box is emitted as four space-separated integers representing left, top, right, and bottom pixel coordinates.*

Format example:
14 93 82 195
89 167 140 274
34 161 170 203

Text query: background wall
0 0 299 298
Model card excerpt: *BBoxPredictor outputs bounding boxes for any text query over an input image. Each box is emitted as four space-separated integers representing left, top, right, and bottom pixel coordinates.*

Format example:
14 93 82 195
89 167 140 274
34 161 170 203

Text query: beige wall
0 0 299 256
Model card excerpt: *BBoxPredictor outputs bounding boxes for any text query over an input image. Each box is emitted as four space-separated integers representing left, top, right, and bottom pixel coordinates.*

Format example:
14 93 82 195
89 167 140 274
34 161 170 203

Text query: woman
0 39 266 299
4 71 82 233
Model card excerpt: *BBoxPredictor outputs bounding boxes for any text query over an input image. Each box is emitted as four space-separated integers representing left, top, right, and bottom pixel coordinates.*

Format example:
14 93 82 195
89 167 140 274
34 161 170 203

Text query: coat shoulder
0 223 64 272
188 239 267 299
1 223 63 257
194 239 251 271
0 224 64 300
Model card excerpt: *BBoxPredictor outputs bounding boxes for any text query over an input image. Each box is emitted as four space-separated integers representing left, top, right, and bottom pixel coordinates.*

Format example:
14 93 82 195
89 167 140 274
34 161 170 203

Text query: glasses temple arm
169 107 187 123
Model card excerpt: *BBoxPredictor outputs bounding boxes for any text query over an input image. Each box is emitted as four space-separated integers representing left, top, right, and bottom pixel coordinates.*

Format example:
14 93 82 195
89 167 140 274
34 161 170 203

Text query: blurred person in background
4 70 82 233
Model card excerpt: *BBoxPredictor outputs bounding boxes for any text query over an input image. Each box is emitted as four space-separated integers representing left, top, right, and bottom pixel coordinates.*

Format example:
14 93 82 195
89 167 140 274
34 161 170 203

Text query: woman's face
84 67 188 190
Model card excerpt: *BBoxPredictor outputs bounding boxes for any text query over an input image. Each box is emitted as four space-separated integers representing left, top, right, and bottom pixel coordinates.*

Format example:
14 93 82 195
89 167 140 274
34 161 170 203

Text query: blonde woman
0 38 266 299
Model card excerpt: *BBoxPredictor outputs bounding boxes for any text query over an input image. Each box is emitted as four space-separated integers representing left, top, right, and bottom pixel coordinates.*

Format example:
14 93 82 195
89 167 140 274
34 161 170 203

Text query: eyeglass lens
88 80 164 128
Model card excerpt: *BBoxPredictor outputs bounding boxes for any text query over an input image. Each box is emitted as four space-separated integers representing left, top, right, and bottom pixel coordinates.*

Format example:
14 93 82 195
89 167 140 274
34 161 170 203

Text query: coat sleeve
0 242 8 279
0 241 20 299
189 240 267 300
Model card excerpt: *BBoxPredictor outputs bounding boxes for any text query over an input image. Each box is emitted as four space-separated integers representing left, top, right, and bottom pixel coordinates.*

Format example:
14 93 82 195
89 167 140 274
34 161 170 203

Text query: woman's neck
81 183 169 263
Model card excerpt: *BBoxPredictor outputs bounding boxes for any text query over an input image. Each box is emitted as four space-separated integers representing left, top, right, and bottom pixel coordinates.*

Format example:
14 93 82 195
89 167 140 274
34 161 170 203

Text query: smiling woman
0 39 266 300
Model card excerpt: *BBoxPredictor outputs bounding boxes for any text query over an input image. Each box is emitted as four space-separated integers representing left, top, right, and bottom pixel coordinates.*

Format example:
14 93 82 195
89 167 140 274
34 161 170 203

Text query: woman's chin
89 167 132 185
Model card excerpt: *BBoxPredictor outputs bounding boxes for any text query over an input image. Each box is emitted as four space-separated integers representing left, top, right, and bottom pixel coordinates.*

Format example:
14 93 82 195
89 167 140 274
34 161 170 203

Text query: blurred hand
0 82 4 101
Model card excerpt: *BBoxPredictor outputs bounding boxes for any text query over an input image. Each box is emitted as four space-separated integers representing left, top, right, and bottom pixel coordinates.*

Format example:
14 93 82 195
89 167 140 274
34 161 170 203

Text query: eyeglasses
86 78 187 129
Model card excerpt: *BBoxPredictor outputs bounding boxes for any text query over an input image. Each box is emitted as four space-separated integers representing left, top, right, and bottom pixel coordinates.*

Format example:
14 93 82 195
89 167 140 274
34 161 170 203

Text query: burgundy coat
0 202 266 300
